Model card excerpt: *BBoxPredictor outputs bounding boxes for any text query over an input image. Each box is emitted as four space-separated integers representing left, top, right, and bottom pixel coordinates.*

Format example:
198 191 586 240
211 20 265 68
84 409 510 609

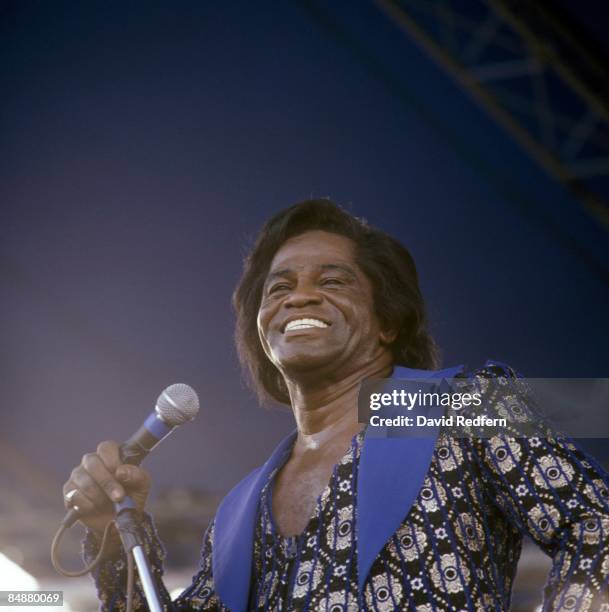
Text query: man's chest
271 457 335 536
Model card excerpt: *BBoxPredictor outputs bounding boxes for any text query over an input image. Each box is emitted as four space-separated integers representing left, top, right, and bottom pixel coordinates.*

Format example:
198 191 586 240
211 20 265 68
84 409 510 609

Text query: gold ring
64 489 78 504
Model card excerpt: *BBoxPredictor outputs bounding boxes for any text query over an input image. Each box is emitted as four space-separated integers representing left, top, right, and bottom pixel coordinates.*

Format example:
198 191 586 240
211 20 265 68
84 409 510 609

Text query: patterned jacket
87 362 609 611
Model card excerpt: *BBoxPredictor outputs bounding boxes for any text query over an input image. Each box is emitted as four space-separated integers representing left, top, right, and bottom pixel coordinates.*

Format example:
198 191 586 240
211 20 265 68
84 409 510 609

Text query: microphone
120 383 200 466
62 383 200 528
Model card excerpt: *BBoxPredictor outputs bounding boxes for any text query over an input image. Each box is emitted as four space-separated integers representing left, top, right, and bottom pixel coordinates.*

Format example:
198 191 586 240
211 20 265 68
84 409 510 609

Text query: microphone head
155 384 199 426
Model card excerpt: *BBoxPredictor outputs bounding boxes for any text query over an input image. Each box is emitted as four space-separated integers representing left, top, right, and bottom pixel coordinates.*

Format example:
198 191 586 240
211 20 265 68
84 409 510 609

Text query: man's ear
380 328 398 345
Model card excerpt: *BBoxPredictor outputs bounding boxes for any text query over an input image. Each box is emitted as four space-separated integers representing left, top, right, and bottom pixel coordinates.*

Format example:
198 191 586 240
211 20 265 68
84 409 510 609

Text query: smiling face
257 230 393 379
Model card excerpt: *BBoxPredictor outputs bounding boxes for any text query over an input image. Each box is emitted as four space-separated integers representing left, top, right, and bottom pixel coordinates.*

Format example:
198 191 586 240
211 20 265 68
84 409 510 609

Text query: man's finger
71 465 115 508
96 440 122 472
116 465 151 491
62 481 97 514
82 453 125 502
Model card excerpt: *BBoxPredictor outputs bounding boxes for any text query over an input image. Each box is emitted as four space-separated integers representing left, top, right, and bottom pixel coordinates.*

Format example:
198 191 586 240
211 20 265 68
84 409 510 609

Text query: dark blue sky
2 1 608 499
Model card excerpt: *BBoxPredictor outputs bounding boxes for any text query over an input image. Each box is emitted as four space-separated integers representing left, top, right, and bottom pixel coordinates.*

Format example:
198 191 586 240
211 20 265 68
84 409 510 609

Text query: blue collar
213 364 464 610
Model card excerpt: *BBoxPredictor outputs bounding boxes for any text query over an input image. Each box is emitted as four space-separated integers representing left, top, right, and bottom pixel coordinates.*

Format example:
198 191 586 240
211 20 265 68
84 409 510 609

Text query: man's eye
268 283 290 294
321 278 343 287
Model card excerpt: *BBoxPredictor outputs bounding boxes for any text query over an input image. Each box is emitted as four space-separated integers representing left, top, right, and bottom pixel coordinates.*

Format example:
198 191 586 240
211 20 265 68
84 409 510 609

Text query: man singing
63 199 609 610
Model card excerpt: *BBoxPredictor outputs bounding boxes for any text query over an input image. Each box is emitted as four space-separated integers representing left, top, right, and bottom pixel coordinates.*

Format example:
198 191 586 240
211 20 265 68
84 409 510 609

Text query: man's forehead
268 233 359 277
270 231 357 265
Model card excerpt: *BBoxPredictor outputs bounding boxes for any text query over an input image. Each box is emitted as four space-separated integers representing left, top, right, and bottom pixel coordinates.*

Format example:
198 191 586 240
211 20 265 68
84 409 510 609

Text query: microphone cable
51 518 136 612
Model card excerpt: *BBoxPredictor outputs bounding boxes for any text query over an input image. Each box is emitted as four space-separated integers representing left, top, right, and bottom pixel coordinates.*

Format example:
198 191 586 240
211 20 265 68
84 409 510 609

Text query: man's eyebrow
264 263 358 286
320 263 357 278
264 268 292 285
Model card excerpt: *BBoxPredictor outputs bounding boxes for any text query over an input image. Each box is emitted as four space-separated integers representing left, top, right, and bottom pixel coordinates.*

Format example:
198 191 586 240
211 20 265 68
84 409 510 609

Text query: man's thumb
116 465 134 482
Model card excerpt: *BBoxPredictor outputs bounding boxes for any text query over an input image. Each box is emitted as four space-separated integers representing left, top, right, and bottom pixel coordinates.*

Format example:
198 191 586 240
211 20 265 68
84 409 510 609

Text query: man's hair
233 198 440 404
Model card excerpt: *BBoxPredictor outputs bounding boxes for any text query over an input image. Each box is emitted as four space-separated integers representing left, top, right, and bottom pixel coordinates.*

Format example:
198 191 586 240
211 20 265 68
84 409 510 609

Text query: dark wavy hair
233 199 440 404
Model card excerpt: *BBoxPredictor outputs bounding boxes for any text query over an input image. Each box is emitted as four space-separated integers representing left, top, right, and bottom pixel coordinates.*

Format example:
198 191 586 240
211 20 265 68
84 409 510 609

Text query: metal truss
375 0 609 231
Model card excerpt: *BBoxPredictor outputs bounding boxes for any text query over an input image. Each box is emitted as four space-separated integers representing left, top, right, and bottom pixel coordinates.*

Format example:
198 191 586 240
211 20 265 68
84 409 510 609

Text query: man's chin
275 350 342 375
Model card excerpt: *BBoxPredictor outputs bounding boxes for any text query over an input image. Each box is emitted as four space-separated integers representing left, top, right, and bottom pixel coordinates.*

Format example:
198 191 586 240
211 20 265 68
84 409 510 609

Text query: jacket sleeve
465 363 609 611
83 514 225 611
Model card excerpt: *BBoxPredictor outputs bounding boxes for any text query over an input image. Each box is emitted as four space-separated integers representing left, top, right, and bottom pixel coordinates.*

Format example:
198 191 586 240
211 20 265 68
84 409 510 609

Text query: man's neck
285 353 393 453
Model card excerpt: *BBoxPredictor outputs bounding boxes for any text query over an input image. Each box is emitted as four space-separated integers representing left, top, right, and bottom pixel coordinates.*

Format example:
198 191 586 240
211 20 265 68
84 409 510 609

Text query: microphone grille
155 383 200 426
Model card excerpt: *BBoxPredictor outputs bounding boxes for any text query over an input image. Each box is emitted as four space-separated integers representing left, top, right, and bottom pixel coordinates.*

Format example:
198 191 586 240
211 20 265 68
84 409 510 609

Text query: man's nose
283 282 322 308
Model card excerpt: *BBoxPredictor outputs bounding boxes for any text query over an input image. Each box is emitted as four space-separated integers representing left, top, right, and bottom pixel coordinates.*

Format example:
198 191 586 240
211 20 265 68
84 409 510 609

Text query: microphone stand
114 498 163 612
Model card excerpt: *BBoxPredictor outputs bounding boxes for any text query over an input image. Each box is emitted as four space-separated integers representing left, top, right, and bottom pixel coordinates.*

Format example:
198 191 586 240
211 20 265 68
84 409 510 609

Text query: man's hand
62 440 151 534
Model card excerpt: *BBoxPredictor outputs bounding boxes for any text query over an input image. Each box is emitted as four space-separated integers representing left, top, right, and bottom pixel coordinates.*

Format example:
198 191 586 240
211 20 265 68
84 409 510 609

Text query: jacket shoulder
463 359 522 380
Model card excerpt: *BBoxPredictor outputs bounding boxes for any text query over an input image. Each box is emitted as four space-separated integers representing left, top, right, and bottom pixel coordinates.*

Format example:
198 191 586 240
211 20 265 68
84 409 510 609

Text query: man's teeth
285 318 329 331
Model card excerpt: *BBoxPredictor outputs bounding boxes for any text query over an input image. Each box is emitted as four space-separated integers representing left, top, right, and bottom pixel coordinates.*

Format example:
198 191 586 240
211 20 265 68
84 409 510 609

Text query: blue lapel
357 364 464 594
213 429 297 611
213 364 464 611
